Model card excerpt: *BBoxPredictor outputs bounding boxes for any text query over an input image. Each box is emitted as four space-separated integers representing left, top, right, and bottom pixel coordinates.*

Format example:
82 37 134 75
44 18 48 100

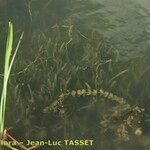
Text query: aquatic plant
43 88 127 114
0 22 14 140
12 25 143 143
43 88 144 141
0 22 23 142
0 22 146 149
101 105 144 141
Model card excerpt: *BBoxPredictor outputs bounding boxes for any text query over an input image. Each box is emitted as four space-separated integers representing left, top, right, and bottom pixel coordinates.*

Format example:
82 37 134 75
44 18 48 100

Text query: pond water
0 0 150 150
0 0 150 61
67 0 150 60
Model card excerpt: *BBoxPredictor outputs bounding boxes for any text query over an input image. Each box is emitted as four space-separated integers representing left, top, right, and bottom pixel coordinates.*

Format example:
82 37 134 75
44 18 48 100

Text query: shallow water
0 0 150 150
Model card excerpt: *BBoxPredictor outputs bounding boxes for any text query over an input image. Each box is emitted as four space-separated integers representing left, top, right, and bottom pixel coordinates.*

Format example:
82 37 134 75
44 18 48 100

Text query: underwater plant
0 23 145 149
43 89 127 114
43 88 144 141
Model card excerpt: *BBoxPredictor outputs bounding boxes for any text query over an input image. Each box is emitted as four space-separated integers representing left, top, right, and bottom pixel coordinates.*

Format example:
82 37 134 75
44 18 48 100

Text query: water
1 0 150 61
0 0 150 150
68 0 150 60
26 0 150 60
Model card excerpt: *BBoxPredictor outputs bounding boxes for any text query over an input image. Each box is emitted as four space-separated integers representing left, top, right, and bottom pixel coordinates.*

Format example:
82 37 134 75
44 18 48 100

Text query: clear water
0 0 150 150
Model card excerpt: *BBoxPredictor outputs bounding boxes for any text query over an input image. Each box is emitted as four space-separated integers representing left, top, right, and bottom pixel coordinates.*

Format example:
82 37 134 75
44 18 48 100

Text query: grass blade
0 22 23 144
0 22 13 136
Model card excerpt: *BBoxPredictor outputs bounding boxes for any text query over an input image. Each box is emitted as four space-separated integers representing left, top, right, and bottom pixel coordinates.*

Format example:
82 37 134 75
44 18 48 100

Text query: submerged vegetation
0 0 150 150
0 25 148 150
44 88 144 141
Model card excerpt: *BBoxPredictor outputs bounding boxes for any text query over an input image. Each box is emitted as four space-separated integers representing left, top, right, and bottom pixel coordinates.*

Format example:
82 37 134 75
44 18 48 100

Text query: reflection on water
0 0 150 61
69 0 150 60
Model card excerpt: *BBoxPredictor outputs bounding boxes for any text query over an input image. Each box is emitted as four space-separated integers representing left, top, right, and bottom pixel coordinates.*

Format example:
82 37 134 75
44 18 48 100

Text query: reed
0 22 14 140
0 22 23 142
